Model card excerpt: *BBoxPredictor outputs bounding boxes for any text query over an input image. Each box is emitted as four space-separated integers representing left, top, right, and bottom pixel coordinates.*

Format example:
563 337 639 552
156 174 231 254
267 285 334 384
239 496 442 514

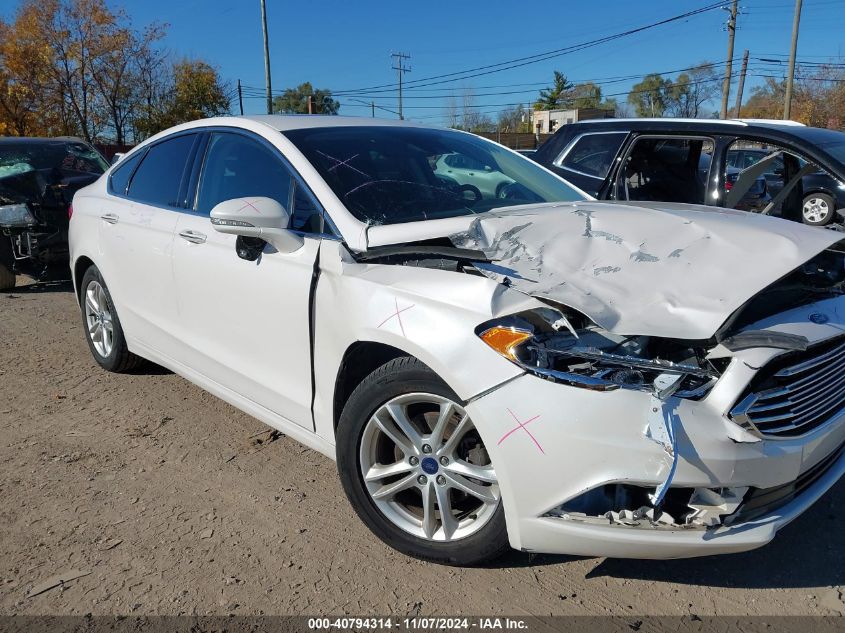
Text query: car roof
239 114 437 131
564 118 807 133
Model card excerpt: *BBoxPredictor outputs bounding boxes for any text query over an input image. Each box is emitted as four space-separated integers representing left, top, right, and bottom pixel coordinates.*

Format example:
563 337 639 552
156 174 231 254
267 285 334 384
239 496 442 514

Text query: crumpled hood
365 201 842 340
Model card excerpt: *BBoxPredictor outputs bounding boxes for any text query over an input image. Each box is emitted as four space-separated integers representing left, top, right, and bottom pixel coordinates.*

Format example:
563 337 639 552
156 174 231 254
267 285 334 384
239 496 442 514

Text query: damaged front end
474 307 727 400
474 306 745 528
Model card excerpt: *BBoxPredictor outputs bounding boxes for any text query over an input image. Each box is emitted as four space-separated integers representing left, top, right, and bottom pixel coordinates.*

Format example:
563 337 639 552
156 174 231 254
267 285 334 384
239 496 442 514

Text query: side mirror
483 165 493 172
110 153 124 165
209 197 304 254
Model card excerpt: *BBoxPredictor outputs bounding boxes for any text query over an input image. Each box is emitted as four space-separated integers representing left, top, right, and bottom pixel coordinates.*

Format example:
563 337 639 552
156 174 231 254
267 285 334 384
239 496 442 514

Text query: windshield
0 140 108 206
0 141 108 178
283 126 584 225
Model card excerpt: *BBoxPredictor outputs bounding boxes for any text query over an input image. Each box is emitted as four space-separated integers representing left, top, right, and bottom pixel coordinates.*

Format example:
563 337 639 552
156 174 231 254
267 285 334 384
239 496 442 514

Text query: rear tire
336 356 510 566
0 236 15 291
80 265 144 372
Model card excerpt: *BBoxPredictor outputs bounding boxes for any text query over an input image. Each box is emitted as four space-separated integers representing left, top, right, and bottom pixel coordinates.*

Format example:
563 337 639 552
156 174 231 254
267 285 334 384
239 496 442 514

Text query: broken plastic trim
543 483 748 530
720 330 809 352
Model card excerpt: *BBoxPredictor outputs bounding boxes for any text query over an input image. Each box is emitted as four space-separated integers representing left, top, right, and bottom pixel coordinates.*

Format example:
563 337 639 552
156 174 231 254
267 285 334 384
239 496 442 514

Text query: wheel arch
332 341 420 431
803 188 835 201
73 255 96 301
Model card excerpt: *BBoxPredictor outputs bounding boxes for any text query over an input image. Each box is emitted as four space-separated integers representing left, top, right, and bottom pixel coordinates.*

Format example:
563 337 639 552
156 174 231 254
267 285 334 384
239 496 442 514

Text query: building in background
530 107 615 134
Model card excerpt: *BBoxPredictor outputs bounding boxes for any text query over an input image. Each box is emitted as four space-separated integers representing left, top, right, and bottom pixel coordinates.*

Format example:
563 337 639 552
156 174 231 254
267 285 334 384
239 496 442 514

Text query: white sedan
69 115 845 565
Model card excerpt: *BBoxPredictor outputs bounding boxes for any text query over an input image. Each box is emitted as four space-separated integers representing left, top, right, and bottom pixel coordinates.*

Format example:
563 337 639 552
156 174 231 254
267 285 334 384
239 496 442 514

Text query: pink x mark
498 408 544 454
377 298 414 337
236 199 262 214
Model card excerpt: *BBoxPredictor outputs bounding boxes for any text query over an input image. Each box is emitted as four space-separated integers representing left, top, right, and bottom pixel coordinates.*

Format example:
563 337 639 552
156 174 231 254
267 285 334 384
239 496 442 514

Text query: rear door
99 133 200 349
170 130 323 429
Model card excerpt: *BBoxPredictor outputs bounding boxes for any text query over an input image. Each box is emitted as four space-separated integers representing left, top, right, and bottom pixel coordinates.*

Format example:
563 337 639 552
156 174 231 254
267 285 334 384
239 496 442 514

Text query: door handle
178 229 207 244
100 213 119 224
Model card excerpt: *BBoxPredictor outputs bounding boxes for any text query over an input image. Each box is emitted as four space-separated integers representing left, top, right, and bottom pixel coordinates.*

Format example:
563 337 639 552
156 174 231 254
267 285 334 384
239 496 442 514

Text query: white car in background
434 151 514 200
70 115 845 565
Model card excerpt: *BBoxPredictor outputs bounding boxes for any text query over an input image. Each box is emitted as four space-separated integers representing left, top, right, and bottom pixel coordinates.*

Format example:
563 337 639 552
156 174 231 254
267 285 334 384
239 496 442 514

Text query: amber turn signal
479 326 532 361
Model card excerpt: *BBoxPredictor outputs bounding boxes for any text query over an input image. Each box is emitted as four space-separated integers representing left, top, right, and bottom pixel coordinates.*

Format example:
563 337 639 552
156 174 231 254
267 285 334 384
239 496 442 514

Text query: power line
328 1 734 95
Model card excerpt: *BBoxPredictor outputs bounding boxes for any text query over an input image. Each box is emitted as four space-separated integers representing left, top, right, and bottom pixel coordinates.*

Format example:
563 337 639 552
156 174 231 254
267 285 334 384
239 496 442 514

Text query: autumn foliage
0 0 231 143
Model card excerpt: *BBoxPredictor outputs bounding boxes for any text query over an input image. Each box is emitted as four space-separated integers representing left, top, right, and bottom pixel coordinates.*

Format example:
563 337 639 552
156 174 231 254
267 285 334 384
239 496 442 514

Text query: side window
108 151 144 195
196 133 292 219
621 137 714 205
127 134 196 206
557 132 626 179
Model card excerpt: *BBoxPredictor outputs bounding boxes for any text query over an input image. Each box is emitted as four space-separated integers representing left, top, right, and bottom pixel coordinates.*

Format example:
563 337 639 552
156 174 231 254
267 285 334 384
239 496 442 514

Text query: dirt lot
2 278 845 617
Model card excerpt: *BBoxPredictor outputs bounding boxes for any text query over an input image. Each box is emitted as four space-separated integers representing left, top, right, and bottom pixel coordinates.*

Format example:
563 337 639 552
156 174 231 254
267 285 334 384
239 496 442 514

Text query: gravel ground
2 278 845 617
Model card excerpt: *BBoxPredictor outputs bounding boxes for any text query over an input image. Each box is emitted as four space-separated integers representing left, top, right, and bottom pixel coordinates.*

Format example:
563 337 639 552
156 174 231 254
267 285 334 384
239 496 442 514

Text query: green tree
628 73 670 117
273 82 339 114
568 82 603 109
534 71 573 110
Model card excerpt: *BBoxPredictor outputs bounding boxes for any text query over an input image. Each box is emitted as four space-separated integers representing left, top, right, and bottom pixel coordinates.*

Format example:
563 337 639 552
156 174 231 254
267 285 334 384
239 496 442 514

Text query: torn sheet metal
644 374 683 507
378 200 844 340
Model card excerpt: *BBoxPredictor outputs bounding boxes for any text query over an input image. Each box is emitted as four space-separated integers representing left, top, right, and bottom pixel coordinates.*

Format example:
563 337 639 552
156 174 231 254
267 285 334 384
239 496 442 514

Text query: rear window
127 134 196 207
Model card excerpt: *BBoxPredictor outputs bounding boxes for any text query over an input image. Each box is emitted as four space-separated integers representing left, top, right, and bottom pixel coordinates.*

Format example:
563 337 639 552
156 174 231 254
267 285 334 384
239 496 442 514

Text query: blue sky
5 0 845 121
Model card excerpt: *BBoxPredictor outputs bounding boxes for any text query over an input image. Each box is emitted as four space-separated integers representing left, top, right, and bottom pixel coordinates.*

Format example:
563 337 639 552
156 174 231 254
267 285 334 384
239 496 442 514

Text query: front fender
312 241 543 443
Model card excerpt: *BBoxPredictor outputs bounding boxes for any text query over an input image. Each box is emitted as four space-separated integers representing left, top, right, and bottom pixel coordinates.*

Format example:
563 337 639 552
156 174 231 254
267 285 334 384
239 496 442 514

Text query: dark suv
533 119 845 229
0 137 108 289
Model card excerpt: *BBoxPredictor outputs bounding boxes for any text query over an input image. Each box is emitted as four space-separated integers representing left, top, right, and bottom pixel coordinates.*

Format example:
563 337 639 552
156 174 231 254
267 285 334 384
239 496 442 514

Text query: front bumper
467 303 845 559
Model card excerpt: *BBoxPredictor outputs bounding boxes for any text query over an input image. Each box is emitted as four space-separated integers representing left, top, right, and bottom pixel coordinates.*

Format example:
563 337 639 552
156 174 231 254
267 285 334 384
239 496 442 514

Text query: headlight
477 309 723 399
0 203 36 228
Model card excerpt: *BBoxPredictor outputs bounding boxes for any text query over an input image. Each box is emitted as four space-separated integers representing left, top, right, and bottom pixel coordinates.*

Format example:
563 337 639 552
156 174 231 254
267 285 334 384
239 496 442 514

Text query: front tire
336 356 509 566
802 193 836 226
80 265 144 372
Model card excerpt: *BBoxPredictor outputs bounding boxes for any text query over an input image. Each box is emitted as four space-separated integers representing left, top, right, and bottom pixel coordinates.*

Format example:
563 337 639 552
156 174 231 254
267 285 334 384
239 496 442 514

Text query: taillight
68 204 73 220
724 181 733 191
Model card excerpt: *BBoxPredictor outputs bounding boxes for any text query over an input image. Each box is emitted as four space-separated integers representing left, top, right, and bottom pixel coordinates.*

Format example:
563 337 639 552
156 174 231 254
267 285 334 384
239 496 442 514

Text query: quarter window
127 134 196 206
108 151 144 195
558 133 626 179
196 133 292 218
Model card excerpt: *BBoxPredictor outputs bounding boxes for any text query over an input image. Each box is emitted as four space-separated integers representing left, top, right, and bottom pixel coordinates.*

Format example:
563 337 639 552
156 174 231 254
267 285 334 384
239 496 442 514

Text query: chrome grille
730 336 845 438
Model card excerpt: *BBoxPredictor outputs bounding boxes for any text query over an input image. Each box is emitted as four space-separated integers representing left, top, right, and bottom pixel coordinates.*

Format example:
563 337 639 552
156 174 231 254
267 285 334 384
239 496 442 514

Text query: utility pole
733 50 749 118
391 52 411 120
260 0 272 115
237 79 244 115
784 0 803 120
371 101 375 117
307 95 313 114
719 0 738 119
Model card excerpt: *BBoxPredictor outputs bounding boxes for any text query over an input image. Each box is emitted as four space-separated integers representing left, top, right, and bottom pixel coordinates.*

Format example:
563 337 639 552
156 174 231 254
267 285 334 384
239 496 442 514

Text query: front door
171 131 320 429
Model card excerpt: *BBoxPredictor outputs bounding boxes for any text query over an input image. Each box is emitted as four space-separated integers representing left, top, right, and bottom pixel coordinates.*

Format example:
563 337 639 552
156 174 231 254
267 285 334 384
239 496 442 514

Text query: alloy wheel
359 393 500 542
803 196 831 224
84 280 114 358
